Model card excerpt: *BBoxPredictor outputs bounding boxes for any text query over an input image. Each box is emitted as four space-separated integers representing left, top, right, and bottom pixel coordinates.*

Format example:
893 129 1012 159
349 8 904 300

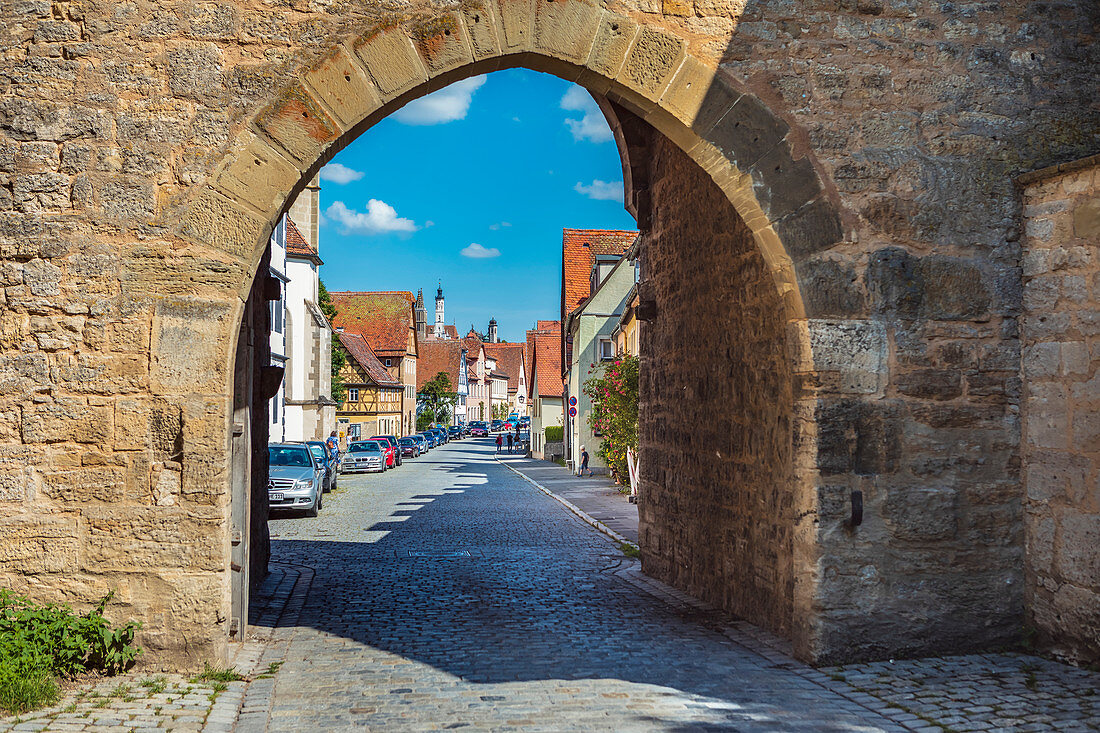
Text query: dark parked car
341 440 385 473
430 428 447 444
469 421 489 437
411 434 428 452
371 435 402 466
491 420 503 432
447 425 463 440
268 443 324 516
305 440 338 492
397 437 419 457
419 431 436 448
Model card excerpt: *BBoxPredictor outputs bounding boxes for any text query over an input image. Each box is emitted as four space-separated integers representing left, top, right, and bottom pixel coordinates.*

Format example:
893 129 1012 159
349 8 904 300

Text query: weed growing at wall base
0 590 141 714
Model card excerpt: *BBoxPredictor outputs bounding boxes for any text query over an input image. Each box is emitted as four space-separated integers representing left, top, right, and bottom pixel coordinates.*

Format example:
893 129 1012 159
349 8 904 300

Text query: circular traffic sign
568 396 577 406
568 406 577 417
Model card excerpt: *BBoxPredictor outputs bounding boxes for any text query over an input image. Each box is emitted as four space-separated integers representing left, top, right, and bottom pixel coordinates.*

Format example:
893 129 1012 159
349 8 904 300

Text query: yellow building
335 332 404 444
611 285 640 357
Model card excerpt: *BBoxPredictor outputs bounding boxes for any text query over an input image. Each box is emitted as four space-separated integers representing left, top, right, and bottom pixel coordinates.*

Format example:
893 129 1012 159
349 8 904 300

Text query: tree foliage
319 281 346 403
582 354 639 481
417 371 455 425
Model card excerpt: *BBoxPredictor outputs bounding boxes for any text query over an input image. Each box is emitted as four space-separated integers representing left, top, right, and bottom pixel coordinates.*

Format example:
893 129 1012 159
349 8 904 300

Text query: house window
271 394 279 424
599 339 614 361
385 359 391 367
348 387 359 403
348 423 361 441
270 291 284 334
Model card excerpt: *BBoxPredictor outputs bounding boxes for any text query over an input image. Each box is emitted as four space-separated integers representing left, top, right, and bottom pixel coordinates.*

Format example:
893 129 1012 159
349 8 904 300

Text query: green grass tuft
190 663 244 684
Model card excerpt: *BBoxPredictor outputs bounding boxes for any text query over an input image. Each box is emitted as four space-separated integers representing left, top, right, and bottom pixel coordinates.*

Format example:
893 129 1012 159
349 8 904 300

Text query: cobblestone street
243 439 1100 732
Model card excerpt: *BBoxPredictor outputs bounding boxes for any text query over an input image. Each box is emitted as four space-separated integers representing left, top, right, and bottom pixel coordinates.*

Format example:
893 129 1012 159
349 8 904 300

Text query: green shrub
0 590 141 714
544 426 563 442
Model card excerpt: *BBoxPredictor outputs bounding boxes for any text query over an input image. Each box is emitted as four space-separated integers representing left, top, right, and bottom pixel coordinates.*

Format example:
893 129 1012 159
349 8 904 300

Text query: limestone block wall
0 0 1095 667
1020 156 1100 666
640 134 796 639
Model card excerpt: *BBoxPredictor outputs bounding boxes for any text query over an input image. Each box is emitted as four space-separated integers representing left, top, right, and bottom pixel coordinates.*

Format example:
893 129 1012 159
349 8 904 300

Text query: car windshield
269 446 312 467
398 438 413 445
307 445 325 460
349 442 381 453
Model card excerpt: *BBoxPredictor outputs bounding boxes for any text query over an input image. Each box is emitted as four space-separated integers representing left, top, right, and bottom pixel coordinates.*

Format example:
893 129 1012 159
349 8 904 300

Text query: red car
370 435 398 468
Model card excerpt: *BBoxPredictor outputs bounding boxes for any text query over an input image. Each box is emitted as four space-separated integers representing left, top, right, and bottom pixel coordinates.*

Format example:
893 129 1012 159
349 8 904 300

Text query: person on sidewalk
580 445 592 477
506 433 514 454
496 433 503 454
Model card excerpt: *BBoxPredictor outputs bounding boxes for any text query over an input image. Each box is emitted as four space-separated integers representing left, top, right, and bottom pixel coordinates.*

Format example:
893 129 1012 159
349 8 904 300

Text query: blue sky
316 68 636 343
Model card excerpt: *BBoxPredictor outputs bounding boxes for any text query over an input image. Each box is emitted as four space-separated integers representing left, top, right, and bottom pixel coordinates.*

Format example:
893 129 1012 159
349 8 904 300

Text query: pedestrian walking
496 433 503 453
326 430 340 466
506 433 514 453
580 445 592 477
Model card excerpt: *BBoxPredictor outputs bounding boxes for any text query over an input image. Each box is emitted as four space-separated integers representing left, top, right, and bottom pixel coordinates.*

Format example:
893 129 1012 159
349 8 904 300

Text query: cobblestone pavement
239 437 1100 732
0 674 245 733
498 455 639 545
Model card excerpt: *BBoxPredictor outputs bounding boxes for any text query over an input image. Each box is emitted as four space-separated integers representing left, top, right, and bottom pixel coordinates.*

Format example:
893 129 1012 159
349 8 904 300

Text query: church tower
434 283 445 338
414 289 426 338
487 317 498 343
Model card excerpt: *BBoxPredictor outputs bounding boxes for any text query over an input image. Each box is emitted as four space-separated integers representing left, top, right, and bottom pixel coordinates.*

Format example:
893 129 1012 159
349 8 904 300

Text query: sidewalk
496 453 639 545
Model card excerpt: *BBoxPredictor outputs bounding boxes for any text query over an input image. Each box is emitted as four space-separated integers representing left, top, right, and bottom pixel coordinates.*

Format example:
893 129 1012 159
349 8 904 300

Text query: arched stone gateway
0 0 1096 667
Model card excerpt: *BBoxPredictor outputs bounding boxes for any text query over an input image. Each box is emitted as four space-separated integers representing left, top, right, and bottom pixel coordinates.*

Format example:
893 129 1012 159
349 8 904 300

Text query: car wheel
306 490 320 517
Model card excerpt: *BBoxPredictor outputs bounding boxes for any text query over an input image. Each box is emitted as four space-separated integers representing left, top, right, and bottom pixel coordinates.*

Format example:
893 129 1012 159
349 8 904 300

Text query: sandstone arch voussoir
301 46 382 130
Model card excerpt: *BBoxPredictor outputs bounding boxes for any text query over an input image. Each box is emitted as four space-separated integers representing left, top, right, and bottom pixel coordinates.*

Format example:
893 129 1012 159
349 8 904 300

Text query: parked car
304 440 338 492
469 421 489 437
268 443 324 516
371 435 402 466
460 422 471 435
411 434 428 452
419 431 436 448
429 428 447 445
341 440 386 473
447 425 463 440
490 420 503 432
397 436 419 457
503 420 515 431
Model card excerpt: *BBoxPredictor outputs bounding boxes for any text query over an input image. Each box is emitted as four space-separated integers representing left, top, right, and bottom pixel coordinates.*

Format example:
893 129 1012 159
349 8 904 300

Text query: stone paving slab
498 453 639 545
0 675 245 733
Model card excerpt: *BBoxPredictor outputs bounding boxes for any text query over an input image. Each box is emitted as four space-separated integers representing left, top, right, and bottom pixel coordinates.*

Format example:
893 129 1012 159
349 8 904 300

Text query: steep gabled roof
526 321 560 390
528 326 562 399
285 216 321 263
484 342 525 395
330 291 416 355
336 332 402 388
417 339 469 391
561 228 637 321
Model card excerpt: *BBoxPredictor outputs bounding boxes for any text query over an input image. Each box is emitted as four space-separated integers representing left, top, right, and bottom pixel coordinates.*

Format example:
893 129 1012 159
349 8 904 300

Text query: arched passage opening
161 0 854 665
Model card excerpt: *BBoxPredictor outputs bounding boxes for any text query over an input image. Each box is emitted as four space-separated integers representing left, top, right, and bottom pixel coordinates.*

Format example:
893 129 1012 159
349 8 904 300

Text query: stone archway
5 0 1075 669
164 0 850 663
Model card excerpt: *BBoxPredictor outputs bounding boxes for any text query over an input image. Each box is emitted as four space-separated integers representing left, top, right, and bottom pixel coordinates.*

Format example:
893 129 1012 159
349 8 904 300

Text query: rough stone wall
0 0 1095 667
639 134 795 639
1020 156 1100 666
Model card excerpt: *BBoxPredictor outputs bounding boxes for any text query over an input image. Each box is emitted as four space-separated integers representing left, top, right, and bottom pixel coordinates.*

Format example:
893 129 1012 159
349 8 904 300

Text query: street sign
568 406 577 417
568 396 577 406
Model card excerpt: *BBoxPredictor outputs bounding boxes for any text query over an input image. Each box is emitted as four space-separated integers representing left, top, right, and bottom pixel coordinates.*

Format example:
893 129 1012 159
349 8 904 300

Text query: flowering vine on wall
582 354 639 483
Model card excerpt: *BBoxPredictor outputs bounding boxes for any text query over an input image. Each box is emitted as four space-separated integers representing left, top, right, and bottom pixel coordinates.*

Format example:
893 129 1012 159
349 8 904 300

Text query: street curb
496 457 638 550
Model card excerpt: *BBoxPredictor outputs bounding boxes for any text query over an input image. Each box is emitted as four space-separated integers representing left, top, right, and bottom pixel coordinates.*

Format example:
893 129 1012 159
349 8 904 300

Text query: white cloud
319 163 364 185
574 179 625 202
560 86 613 143
488 222 511 231
326 200 418 235
461 243 501 259
392 76 487 125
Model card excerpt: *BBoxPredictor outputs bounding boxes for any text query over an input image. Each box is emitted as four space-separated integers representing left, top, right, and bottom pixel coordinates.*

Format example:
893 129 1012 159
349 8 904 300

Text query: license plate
270 492 283 501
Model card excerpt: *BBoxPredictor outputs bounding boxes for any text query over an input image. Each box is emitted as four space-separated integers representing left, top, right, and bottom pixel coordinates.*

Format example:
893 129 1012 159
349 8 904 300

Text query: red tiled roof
484 343 525 395
330 291 416 356
526 322 560 390
417 339 470 391
336 332 402 388
285 216 319 260
529 330 563 399
561 228 637 321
